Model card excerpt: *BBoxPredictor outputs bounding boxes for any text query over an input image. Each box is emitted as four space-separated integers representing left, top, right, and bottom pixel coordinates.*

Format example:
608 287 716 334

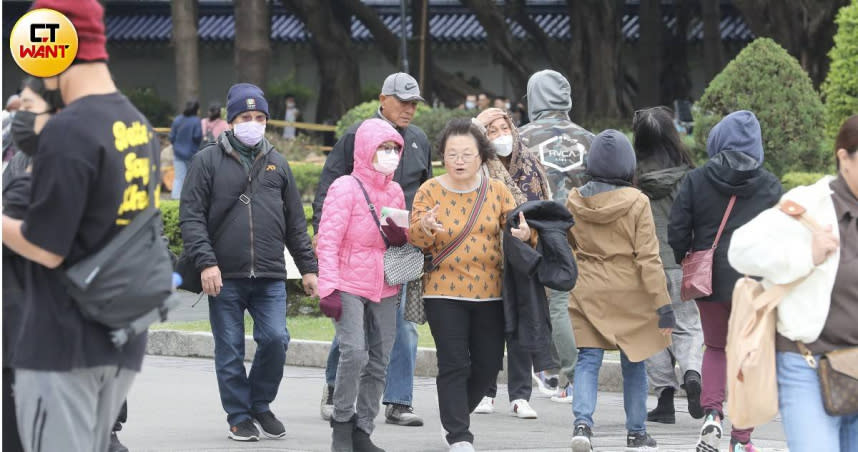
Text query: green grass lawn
153 315 437 349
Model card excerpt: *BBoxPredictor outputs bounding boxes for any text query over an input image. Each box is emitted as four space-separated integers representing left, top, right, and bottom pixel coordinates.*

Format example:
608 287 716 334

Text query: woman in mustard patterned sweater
409 119 531 452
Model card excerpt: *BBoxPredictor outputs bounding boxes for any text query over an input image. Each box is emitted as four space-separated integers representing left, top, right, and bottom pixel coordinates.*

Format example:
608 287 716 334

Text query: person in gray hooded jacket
518 70 594 401
633 106 704 425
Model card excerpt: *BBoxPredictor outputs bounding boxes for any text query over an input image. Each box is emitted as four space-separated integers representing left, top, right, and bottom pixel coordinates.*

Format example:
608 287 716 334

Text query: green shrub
410 107 476 152
693 38 827 176
159 199 183 257
334 100 432 138
289 161 323 202
781 172 828 191
433 166 446 177
125 87 175 128
822 0 858 140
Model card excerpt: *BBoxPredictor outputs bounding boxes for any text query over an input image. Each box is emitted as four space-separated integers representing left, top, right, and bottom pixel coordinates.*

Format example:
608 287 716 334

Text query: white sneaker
473 396 494 414
319 384 334 421
550 383 574 404
532 370 560 396
509 399 538 419
449 441 476 451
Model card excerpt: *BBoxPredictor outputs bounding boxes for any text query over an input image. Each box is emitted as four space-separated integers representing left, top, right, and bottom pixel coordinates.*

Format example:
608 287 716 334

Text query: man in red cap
1 1 159 451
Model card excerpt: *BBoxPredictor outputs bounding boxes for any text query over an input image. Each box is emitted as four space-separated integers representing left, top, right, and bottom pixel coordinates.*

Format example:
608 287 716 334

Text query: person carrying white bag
728 115 858 451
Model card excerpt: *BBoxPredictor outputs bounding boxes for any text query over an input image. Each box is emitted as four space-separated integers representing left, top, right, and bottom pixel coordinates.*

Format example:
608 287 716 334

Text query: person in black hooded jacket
668 110 782 452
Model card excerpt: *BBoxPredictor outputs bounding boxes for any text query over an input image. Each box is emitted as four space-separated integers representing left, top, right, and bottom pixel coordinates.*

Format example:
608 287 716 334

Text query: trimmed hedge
289 161 324 202
694 38 827 176
822 0 858 140
160 199 182 257
780 172 829 191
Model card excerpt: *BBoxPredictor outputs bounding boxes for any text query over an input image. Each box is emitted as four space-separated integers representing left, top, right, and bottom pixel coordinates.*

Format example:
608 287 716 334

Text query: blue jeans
209 278 289 426
572 348 648 433
325 287 418 406
172 158 188 200
777 351 858 451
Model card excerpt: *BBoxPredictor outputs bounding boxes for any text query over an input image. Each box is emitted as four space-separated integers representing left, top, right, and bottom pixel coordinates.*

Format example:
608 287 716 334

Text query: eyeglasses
376 144 401 153
444 153 478 163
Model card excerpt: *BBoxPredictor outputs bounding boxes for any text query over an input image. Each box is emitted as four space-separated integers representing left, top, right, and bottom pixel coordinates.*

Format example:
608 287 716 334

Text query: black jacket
668 153 782 302
503 201 577 371
2 155 31 363
312 110 431 234
180 132 318 280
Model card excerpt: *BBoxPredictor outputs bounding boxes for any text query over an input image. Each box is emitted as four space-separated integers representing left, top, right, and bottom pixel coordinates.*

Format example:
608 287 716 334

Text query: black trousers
425 299 505 445
485 335 534 401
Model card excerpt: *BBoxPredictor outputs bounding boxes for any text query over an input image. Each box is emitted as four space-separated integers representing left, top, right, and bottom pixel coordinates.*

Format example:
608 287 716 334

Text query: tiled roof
4 1 753 44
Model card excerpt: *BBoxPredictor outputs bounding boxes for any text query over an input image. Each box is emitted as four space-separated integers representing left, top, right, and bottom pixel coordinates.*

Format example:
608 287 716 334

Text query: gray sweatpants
14 366 136 452
645 268 704 397
548 288 577 386
332 292 398 434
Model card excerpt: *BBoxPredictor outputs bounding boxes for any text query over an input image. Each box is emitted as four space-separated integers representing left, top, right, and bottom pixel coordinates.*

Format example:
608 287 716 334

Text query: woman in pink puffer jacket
316 118 408 452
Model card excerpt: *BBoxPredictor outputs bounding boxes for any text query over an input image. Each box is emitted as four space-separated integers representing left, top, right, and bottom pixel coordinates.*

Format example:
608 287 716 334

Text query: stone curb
147 330 677 394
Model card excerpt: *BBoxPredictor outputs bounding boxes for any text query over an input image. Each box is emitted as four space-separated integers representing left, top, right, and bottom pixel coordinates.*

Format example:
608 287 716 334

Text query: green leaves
694 38 828 176
822 0 858 140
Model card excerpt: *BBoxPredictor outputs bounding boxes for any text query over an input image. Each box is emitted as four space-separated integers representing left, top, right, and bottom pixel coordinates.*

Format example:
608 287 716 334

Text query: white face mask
373 150 400 175
491 134 513 157
233 121 266 146
465 101 476 110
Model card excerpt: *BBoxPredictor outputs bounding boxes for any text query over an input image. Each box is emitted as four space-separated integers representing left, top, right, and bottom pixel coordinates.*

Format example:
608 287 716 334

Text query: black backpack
63 159 179 347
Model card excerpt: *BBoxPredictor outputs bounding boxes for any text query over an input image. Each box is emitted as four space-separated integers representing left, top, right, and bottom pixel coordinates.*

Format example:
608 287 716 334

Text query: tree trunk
342 0 473 107
460 0 531 96
732 0 846 87
282 0 360 123
171 0 199 107
661 0 691 103
234 0 271 88
636 0 662 108
701 0 723 83
566 0 625 120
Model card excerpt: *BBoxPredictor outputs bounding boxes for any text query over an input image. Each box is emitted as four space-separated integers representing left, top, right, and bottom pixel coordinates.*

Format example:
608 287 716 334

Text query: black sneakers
228 419 260 442
684 370 704 419
626 431 658 451
353 427 386 452
647 387 676 424
253 410 286 439
571 424 593 452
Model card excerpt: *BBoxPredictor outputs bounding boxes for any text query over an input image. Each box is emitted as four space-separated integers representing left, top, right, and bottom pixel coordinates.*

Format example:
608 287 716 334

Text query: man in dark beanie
180 82 318 442
1 1 159 451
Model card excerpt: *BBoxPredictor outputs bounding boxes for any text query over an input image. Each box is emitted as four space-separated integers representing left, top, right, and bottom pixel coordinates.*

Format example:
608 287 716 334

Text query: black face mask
42 89 64 113
11 111 49 157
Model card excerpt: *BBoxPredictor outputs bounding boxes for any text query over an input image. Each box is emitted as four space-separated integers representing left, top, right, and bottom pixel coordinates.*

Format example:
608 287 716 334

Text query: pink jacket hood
352 118 405 188
315 118 407 302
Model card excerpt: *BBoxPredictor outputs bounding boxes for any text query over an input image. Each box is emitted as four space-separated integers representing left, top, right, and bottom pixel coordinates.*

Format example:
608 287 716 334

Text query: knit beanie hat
32 0 108 62
706 110 764 164
226 83 269 123
586 129 637 186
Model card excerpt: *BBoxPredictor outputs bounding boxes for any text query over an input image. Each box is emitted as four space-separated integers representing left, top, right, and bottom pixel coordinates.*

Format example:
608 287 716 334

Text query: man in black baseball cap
313 73 431 427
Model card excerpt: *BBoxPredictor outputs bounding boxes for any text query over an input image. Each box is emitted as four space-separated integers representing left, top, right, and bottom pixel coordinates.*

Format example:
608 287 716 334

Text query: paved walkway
120 356 787 452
